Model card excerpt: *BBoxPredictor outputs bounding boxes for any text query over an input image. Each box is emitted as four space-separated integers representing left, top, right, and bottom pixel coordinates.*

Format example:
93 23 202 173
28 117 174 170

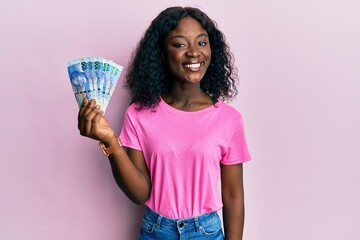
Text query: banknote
67 57 123 113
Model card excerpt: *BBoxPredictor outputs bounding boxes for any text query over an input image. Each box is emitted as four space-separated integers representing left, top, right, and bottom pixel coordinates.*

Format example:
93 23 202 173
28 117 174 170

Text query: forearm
222 196 245 240
107 147 151 205
77 99 150 203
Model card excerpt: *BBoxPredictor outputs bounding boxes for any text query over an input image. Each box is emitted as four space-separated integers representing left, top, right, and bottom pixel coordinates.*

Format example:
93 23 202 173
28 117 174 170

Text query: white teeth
185 63 201 68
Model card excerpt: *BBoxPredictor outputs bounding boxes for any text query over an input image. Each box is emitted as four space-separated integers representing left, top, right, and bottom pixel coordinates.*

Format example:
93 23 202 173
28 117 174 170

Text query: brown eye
198 41 207 47
174 43 186 48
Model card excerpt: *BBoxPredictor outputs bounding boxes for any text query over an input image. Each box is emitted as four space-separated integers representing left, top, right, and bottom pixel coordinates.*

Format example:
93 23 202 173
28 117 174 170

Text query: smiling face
163 17 211 84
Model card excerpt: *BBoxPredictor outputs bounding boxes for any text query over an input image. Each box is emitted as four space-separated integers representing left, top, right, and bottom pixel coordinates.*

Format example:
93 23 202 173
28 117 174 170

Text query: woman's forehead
166 17 207 39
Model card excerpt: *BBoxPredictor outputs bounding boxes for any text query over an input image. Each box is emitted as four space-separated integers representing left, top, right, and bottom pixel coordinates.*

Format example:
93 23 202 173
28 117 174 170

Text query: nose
186 45 200 58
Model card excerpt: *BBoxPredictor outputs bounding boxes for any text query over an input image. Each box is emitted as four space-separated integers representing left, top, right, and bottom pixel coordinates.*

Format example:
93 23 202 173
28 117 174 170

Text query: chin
185 76 204 84
185 72 206 82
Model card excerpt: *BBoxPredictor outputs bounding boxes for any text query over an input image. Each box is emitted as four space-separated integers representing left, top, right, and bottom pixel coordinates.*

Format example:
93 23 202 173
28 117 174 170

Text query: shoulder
216 101 243 119
125 102 139 113
215 101 247 131
124 102 160 118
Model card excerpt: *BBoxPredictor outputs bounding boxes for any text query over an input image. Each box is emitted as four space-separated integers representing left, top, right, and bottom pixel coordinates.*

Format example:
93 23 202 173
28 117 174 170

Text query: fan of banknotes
67 57 123 113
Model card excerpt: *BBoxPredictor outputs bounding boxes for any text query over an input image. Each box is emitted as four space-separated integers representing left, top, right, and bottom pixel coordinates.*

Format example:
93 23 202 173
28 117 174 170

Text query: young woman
78 6 251 240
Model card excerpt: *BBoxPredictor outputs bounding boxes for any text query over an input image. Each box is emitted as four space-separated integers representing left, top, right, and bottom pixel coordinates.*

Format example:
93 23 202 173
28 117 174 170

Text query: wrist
102 135 119 147
99 136 122 156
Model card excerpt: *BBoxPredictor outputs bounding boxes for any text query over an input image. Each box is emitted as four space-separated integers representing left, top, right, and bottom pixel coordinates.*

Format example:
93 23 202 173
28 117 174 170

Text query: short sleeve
221 114 251 165
119 105 142 151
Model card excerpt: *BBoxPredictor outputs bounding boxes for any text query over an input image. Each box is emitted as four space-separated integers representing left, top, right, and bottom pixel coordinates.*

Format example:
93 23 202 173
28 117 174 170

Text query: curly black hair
125 6 238 109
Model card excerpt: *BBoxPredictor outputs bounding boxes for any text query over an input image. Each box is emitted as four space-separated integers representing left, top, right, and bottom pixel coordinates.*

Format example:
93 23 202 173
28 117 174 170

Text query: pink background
1 0 359 239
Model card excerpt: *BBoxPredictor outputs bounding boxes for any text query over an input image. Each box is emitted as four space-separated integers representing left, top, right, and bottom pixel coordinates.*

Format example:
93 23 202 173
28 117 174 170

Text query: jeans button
179 222 184 228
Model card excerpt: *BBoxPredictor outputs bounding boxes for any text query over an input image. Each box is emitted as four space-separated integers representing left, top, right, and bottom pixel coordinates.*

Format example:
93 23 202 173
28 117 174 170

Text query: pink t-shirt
120 98 251 219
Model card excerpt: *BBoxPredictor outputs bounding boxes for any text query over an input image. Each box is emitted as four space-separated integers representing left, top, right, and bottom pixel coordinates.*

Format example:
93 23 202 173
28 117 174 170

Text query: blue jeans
138 207 224 240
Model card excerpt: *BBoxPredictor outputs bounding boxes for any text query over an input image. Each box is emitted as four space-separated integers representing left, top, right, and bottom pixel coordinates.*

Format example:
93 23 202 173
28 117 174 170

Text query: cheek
166 55 182 70
168 52 181 62
206 48 212 60
165 48 182 61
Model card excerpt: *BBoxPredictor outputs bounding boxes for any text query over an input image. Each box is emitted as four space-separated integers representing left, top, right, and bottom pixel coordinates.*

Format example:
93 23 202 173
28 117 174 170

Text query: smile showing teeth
184 63 202 70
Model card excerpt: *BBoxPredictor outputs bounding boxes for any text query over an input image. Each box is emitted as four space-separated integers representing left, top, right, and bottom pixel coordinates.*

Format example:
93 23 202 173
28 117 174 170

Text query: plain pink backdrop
1 0 359 239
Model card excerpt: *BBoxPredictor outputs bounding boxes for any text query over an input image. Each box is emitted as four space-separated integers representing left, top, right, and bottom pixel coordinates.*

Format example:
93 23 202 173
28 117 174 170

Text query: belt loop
194 216 200 232
154 214 163 230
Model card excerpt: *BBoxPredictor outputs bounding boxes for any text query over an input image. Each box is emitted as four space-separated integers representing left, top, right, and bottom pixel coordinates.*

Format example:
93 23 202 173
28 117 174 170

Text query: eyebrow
168 33 208 40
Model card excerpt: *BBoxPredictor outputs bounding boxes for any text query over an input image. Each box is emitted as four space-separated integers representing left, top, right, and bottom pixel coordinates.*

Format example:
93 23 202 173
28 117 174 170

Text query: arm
221 163 245 240
78 99 151 204
105 142 151 204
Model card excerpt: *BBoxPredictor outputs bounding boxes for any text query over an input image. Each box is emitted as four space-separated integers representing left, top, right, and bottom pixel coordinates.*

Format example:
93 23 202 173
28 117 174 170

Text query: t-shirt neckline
159 97 222 116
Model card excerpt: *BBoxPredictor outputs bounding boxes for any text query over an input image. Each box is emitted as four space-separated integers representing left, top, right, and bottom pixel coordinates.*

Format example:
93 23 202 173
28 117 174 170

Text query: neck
162 82 213 111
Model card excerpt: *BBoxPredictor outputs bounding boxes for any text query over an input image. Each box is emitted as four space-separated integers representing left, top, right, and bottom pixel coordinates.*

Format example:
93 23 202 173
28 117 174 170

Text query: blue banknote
67 57 123 113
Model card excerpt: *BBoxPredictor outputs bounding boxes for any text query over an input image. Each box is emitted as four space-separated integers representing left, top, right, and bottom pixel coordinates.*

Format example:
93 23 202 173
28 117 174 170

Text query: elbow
127 187 151 205
130 194 149 205
133 199 147 205
116 177 151 205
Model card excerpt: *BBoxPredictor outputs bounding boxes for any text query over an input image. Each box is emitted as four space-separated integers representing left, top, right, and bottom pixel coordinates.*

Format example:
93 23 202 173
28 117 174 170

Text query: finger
92 110 104 124
82 99 97 117
90 110 106 138
79 99 97 135
78 98 88 131
83 104 101 136
78 98 88 122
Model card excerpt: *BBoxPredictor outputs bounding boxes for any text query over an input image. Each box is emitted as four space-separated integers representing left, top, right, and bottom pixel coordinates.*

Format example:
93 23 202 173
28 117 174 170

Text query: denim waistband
143 207 219 231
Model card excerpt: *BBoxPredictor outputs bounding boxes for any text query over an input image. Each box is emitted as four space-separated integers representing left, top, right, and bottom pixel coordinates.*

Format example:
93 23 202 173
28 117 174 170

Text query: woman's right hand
77 98 115 144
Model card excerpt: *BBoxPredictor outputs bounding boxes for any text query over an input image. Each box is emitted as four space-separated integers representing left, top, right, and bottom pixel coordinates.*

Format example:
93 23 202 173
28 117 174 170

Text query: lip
183 62 204 71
